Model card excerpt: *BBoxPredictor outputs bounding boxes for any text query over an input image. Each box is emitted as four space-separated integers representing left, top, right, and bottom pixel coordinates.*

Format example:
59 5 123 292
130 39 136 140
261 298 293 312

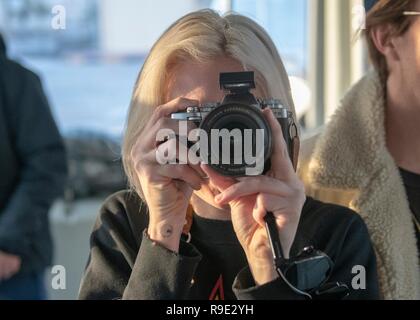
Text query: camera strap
291 136 300 171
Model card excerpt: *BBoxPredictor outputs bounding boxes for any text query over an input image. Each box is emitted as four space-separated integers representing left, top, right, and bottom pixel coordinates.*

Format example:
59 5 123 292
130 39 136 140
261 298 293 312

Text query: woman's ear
370 24 400 63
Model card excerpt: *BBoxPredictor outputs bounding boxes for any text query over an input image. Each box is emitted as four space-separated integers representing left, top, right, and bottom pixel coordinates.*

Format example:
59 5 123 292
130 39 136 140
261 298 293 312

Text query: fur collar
308 70 420 299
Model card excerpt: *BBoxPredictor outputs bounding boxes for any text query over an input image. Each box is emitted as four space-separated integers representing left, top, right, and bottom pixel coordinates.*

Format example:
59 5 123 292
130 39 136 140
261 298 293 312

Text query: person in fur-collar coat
299 0 420 300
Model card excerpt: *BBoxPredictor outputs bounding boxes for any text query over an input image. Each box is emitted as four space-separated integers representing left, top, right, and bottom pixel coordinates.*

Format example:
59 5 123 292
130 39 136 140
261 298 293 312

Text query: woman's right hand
131 97 205 252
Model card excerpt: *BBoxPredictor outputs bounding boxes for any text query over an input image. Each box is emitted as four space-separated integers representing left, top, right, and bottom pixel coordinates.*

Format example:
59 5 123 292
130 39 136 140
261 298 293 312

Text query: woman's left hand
201 108 305 286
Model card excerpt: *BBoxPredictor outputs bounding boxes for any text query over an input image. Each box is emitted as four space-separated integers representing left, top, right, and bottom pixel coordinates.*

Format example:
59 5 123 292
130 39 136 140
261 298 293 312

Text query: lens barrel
199 103 272 176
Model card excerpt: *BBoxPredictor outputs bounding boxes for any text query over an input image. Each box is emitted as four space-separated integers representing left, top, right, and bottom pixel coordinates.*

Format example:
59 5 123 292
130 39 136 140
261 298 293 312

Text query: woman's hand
131 97 205 252
201 108 305 285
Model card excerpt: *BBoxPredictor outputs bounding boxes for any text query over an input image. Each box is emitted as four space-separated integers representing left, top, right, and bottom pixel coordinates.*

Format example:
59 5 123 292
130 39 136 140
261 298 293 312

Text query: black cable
264 211 312 299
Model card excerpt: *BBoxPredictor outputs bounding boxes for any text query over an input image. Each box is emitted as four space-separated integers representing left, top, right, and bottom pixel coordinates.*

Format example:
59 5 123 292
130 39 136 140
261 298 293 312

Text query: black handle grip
264 211 285 268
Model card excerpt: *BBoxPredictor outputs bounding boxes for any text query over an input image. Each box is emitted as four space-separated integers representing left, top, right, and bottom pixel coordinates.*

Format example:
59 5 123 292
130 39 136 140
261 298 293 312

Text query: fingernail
215 194 222 202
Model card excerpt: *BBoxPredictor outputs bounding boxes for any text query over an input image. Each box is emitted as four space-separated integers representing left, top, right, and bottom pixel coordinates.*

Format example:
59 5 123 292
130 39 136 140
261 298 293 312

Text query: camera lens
199 103 272 176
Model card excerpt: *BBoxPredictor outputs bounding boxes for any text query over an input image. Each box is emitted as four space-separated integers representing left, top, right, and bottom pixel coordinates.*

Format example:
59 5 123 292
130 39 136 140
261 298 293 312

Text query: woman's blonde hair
123 9 296 195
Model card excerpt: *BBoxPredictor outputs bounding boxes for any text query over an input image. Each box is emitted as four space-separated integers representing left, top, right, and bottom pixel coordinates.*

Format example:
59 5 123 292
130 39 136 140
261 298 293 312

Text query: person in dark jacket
0 34 67 299
79 10 380 300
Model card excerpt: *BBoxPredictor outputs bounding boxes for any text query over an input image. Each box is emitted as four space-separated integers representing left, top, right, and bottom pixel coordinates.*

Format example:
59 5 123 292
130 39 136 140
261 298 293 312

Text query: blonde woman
299 0 420 299
79 10 379 300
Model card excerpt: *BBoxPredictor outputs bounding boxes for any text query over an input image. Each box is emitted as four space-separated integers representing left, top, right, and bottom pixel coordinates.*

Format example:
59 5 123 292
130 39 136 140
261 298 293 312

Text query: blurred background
0 0 369 299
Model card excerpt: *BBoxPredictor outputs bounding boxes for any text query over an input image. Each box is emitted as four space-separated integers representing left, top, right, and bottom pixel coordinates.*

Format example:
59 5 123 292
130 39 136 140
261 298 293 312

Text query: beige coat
298 70 420 300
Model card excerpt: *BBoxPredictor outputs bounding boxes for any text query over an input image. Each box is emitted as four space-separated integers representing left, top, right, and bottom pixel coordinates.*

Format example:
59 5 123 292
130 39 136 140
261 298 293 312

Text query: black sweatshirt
399 168 420 251
78 190 379 300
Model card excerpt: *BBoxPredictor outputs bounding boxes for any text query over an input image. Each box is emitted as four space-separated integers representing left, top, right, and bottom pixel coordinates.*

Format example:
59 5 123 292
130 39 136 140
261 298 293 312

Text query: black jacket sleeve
232 266 306 300
320 212 379 299
123 231 202 299
78 193 202 300
0 57 67 269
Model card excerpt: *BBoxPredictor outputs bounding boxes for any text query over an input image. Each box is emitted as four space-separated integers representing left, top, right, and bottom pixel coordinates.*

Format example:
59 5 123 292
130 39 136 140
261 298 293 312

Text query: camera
170 71 298 176
171 73 348 299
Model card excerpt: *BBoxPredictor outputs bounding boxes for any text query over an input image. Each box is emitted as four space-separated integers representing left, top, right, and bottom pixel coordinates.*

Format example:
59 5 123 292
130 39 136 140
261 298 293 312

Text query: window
228 0 311 122
0 0 214 138
0 0 311 137
232 0 308 77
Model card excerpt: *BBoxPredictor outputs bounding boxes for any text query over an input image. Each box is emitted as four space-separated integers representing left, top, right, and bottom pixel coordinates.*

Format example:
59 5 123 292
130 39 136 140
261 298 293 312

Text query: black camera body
170 71 297 177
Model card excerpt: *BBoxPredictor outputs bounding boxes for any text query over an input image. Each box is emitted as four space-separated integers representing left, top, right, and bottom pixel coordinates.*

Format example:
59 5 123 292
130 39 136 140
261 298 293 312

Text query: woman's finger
135 123 200 170
157 164 204 191
262 108 295 180
144 117 196 151
252 194 292 227
215 176 290 205
200 164 236 192
150 97 199 125
155 136 190 165
154 137 205 178
252 194 269 227
139 147 204 190
139 97 198 150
